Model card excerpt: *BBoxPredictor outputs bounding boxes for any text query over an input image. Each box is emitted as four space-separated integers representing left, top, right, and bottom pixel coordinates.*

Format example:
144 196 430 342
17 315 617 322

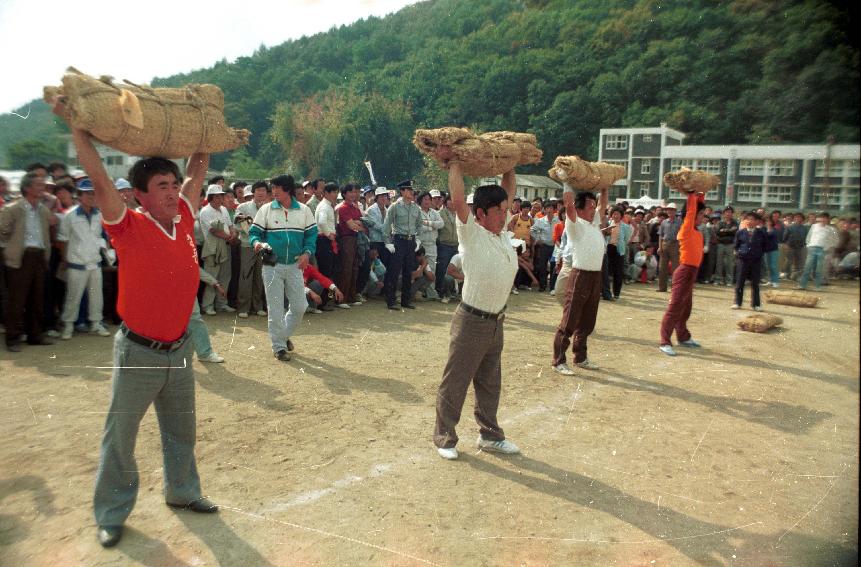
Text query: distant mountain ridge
2 0 857 175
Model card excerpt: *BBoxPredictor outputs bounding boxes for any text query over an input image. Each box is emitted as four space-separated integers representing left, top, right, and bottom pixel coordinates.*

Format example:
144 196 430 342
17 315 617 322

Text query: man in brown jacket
0 172 55 351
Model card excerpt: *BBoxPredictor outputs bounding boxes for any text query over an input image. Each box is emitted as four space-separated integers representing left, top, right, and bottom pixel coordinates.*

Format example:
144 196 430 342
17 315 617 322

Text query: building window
705 186 720 201
737 183 763 202
670 159 694 170
766 185 794 204
639 182 651 196
815 159 861 178
739 160 764 176
767 160 795 176
605 135 627 150
642 134 652 143
641 159 651 174
699 159 721 174
103 155 124 166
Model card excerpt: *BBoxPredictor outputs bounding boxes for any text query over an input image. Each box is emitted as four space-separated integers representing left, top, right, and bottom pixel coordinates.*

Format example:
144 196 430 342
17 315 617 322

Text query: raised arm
448 162 469 224
182 153 209 211
597 185 609 225
562 184 578 223
501 168 516 205
70 129 125 223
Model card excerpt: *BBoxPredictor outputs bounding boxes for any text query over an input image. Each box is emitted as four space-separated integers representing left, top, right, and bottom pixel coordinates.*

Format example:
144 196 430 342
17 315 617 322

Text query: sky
0 0 419 115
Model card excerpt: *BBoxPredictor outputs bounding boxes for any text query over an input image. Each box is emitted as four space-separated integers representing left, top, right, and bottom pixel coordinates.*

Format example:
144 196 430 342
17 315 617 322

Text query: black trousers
316 236 338 281
735 258 762 307
601 253 612 299
5 249 48 345
384 237 417 307
435 243 458 297
607 244 625 298
356 248 371 297
533 243 554 291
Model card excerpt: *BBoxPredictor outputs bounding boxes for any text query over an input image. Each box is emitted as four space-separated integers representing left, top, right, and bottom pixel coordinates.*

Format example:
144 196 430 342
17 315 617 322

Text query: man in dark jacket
733 212 767 310
714 207 738 286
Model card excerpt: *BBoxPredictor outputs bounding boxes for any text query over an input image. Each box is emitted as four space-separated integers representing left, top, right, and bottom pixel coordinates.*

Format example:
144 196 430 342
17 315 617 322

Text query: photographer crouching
249 175 318 362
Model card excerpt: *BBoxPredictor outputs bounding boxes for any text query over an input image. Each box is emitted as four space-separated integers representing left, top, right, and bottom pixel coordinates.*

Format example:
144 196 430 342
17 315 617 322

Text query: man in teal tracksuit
249 174 317 361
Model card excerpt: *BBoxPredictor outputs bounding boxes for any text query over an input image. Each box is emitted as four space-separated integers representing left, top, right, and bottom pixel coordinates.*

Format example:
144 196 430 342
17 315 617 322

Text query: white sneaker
575 359 599 370
731 304 740 310
351 301 363 306
553 363 576 376
61 324 73 340
238 312 249 319
441 297 450 304
45 329 61 338
256 310 267 316
337 303 351 309
437 447 459 460
308 308 323 314
753 306 763 312
659 345 677 356
204 308 216 316
679 339 701 348
511 288 519 295
550 289 556 296
220 306 237 313
355 294 366 303
477 437 520 454
771 283 779 289
199 352 224 363
91 323 111 337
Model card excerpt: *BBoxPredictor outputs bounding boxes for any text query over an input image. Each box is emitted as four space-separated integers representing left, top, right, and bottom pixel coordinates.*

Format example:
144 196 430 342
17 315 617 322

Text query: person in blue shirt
732 212 767 310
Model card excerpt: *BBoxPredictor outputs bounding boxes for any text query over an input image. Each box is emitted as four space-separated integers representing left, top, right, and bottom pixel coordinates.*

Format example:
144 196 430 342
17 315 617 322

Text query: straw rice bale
763 290 820 308
547 155 626 190
737 313 783 333
663 167 719 193
412 127 541 177
44 67 249 158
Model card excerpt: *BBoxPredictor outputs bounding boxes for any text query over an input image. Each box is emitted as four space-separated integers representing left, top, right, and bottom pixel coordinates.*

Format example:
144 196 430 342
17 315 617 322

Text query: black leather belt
460 303 506 320
121 324 187 351
394 234 415 241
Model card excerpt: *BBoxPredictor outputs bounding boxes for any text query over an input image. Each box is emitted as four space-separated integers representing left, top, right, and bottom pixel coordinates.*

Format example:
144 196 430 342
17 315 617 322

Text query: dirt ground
1 279 858 566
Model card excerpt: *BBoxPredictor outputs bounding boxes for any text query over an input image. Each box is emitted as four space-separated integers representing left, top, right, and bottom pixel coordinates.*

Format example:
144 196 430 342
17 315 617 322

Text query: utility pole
823 135 834 208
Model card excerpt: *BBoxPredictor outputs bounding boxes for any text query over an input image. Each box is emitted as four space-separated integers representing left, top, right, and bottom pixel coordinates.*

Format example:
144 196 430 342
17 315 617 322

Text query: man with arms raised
433 161 520 460
551 184 608 376
61 116 215 548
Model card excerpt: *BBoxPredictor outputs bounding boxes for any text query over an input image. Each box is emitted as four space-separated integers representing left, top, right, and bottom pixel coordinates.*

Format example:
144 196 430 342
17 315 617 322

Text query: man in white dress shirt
199 185 237 315
432 160 520 461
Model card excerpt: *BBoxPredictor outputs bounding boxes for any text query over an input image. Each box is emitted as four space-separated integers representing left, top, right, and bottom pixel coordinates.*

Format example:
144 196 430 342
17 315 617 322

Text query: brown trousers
4 248 47 345
660 263 697 345
552 268 601 366
658 239 680 291
336 234 359 303
434 306 505 449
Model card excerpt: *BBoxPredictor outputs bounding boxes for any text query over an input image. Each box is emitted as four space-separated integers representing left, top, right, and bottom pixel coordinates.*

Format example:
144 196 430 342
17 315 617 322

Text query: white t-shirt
457 213 517 314
565 212 605 271
198 203 233 243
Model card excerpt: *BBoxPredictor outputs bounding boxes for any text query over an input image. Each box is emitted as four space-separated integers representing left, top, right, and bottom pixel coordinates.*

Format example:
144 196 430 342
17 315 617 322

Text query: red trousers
660 263 698 346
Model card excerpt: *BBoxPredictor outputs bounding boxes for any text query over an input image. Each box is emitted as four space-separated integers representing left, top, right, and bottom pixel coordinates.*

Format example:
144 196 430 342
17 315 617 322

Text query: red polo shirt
335 200 363 237
104 195 199 342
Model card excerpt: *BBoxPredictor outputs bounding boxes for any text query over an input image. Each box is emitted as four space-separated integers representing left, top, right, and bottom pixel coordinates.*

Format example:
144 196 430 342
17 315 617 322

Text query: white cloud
0 0 417 114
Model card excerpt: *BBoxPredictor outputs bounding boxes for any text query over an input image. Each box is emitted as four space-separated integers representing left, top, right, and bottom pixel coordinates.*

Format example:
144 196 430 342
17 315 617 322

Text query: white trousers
61 267 104 324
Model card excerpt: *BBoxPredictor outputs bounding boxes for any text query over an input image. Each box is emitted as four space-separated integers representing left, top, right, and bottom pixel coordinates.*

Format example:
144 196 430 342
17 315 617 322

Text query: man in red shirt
60 104 215 548
334 183 366 306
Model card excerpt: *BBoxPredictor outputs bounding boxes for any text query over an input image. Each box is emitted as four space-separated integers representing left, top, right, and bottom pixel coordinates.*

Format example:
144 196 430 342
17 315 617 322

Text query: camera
258 244 277 266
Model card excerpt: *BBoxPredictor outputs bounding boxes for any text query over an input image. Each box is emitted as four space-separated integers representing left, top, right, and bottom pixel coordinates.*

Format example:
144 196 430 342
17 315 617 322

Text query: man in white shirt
799 211 839 290
433 160 520 461
314 183 339 281
199 184 237 315
57 179 111 339
234 182 269 318
551 183 608 376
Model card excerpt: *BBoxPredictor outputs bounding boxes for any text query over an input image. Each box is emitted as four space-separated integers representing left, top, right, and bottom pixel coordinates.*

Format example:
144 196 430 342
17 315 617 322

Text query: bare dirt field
1 280 859 566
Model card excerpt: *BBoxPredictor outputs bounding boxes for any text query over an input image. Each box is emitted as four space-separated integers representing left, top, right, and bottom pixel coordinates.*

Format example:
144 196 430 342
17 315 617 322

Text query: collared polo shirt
457 213 517 314
315 199 337 236
104 195 199 342
565 212 605 271
57 204 104 269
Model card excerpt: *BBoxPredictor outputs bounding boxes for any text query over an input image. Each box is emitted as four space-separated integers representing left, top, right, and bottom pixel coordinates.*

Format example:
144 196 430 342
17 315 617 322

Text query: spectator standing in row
382 180 422 310
305 179 325 213
605 207 632 299
417 191 444 301
199 185 236 315
763 217 780 287
314 183 340 282
799 211 838 291
335 183 365 307
732 212 766 310
57 179 110 339
364 187 391 266
235 181 269 318
436 194 459 302
657 202 681 292
530 201 557 291
781 212 808 280
713 206 738 286
1 173 55 351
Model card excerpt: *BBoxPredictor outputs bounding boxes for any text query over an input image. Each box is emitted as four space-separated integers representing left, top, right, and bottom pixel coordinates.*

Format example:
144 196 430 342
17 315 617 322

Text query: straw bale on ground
44 67 249 158
763 290 820 308
737 313 783 333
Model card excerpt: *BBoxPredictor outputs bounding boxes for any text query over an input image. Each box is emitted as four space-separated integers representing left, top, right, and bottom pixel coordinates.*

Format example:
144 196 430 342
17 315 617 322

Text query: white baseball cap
430 190 441 198
206 184 225 197
374 187 389 196
115 178 132 190
665 202 677 209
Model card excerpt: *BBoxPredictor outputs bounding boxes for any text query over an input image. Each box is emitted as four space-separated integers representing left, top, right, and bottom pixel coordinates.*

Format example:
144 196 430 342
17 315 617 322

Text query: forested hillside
3 0 857 185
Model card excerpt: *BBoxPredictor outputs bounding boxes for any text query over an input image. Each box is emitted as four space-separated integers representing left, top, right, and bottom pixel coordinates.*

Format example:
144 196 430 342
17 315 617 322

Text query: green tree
225 147 272 181
7 138 65 169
